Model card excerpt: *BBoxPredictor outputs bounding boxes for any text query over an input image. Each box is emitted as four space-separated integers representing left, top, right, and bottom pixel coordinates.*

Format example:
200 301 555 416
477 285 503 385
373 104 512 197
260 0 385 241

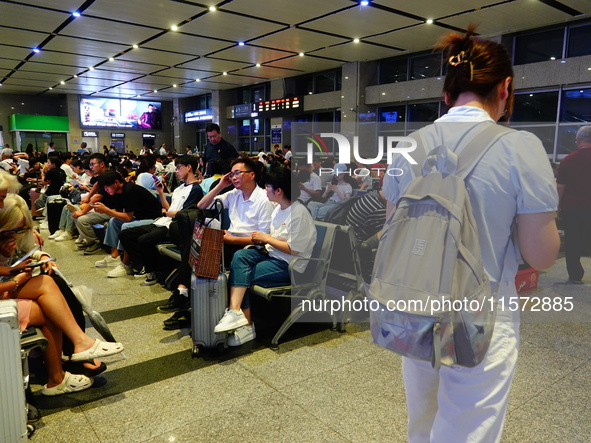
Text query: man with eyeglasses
118 155 203 284
156 156 273 314
556 125 591 284
202 123 238 176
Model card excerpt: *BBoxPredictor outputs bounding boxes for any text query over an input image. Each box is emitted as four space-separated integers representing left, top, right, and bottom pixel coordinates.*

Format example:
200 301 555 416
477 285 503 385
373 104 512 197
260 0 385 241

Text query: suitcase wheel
27 423 36 438
191 344 201 358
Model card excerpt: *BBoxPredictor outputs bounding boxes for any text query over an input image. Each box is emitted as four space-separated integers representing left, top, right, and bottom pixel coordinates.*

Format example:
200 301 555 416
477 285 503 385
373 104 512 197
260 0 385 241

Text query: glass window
561 88 591 122
568 24 591 58
509 125 556 157
252 86 266 103
556 125 581 157
512 91 558 123
409 53 441 80
514 29 564 64
407 102 440 130
315 71 336 94
239 119 250 137
379 57 408 84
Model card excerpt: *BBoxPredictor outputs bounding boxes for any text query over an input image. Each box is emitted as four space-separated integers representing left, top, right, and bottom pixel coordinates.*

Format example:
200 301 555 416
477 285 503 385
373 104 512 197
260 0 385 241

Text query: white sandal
41 372 93 396
70 339 124 362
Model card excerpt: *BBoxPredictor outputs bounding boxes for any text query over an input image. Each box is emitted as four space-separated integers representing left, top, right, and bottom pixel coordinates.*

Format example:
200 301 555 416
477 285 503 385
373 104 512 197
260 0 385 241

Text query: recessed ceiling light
238 42 245 46
255 63 261 67
154 89 158 93
560 60 566 64
173 84 177 87
299 52 304 57
33 48 40 53
109 57 114 61
89 66 95 70
209 6 216 11
550 56 556 60
132 44 139 49
73 75 78 78
171 25 178 31
60 81 65 84
353 38 360 43
223 72 228 75
72 11 80 17
426 19 433 24
381 92 386 95
360 0 369 6
49 87 53 90
195 78 201 82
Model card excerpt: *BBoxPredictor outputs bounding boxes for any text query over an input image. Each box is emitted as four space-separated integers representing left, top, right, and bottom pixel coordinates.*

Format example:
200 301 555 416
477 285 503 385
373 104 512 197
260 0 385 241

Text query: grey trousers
74 211 111 243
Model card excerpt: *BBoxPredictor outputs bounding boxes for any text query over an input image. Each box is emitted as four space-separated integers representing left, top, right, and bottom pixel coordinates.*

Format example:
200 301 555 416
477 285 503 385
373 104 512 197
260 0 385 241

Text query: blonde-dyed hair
0 169 21 193
0 194 35 253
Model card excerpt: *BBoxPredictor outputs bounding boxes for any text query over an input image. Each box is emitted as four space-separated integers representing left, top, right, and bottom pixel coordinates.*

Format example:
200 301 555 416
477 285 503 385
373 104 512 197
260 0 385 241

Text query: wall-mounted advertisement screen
80 97 162 130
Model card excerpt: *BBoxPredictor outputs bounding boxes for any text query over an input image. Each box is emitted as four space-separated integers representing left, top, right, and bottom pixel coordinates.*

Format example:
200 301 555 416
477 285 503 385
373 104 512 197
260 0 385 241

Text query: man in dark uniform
202 123 238 176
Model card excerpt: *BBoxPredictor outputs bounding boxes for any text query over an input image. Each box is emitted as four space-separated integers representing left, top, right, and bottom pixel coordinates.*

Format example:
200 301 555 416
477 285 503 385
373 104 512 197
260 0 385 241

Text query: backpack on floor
368 122 513 368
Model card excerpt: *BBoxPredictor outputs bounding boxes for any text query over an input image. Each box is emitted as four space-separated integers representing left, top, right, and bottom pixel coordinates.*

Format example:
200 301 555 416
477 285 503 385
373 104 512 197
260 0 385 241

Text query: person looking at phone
89 170 162 277
0 194 124 395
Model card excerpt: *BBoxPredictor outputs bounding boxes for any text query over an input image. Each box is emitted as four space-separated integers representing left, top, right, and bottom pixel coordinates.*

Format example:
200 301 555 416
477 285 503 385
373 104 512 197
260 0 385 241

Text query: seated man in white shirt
296 163 322 204
157 156 274 314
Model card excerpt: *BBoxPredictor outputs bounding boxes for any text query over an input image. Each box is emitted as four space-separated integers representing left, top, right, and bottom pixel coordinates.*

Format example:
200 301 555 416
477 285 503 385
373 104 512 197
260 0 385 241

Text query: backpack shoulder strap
455 123 514 179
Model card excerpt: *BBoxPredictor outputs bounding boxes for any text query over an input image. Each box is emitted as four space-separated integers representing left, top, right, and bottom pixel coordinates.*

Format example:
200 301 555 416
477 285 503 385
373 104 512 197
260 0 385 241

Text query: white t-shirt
153 182 201 229
383 106 558 282
299 172 322 203
284 151 292 161
257 152 266 162
216 186 274 236
267 201 316 273
61 163 74 179
328 183 352 202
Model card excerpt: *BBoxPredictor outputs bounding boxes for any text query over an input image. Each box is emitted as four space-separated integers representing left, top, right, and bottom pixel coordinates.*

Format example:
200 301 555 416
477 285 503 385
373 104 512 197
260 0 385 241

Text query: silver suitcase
0 300 28 442
190 273 228 357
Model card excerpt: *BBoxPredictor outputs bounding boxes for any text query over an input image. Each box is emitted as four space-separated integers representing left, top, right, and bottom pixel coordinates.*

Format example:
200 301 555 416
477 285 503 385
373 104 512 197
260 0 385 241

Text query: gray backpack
368 122 513 368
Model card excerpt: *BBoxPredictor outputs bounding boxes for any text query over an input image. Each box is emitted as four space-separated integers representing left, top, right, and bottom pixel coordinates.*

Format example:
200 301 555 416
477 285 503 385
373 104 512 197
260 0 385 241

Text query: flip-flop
70 339 124 362
41 372 93 396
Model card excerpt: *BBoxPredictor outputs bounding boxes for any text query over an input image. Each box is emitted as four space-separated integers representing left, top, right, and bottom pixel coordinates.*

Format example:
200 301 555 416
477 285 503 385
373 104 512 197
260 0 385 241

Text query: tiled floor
28 231 591 442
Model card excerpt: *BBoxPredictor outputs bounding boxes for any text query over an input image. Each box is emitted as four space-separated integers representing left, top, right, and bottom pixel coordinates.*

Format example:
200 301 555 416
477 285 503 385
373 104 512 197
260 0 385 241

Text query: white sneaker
227 323 256 346
39 221 48 229
214 309 248 333
55 232 73 242
107 263 132 278
95 255 119 267
48 229 65 239
75 236 85 244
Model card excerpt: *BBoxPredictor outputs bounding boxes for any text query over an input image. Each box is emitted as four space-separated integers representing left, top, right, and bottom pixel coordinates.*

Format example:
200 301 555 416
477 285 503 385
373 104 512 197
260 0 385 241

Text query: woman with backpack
370 26 560 442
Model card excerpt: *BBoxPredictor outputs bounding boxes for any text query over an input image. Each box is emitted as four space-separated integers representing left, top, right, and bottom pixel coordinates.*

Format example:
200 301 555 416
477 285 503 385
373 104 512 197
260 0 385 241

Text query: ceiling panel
10 71 69 83
310 41 401 62
84 0 205 29
213 45 294 65
264 55 343 72
560 0 591 14
303 7 419 39
0 85 50 94
22 62 84 76
179 57 251 74
2 78 52 88
0 59 20 70
60 15 157 46
237 65 304 79
23 0 82 11
149 67 217 81
117 48 195 67
43 36 130 60
81 69 145 82
364 23 451 52
28 51 102 70
142 32 231 57
180 11 286 42
67 77 127 89
220 0 353 26
0 28 48 49
0 46 31 61
440 1 574 36
249 28 349 54
373 0 500 21
0 3 70 33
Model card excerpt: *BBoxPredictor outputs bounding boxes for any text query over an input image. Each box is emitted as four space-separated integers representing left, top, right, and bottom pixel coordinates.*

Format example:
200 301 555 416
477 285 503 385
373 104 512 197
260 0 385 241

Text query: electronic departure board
256 97 302 116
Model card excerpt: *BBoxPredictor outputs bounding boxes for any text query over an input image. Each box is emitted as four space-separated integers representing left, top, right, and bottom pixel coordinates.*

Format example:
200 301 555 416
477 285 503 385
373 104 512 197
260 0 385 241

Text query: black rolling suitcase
46 198 67 235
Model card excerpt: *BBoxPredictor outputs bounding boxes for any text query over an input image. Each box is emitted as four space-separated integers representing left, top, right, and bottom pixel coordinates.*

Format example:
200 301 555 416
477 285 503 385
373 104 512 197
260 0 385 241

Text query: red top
556 148 591 211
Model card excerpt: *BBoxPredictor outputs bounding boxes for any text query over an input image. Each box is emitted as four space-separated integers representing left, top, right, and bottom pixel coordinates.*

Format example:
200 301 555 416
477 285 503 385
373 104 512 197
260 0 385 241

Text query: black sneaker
162 310 191 330
157 290 190 313
142 272 160 286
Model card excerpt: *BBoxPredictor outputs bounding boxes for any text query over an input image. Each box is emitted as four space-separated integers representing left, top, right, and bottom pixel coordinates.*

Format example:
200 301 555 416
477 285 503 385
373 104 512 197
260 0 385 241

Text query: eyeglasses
265 184 275 189
229 170 252 178
89 162 100 167
0 227 30 237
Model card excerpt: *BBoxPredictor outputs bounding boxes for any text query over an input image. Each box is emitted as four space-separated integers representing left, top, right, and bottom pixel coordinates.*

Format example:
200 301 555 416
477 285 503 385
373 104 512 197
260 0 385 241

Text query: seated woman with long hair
0 194 124 395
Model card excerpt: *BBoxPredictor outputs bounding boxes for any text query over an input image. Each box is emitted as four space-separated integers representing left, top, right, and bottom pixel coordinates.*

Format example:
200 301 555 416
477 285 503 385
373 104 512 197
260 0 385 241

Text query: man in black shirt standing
90 170 162 277
202 123 238 176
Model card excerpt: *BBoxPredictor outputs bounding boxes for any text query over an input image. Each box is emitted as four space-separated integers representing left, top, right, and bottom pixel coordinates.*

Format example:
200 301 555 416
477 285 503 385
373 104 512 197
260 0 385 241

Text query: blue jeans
104 218 154 250
229 249 289 309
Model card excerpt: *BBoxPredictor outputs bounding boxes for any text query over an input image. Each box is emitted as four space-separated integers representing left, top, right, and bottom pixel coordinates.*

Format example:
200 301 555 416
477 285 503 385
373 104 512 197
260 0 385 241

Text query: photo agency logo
305 132 418 176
